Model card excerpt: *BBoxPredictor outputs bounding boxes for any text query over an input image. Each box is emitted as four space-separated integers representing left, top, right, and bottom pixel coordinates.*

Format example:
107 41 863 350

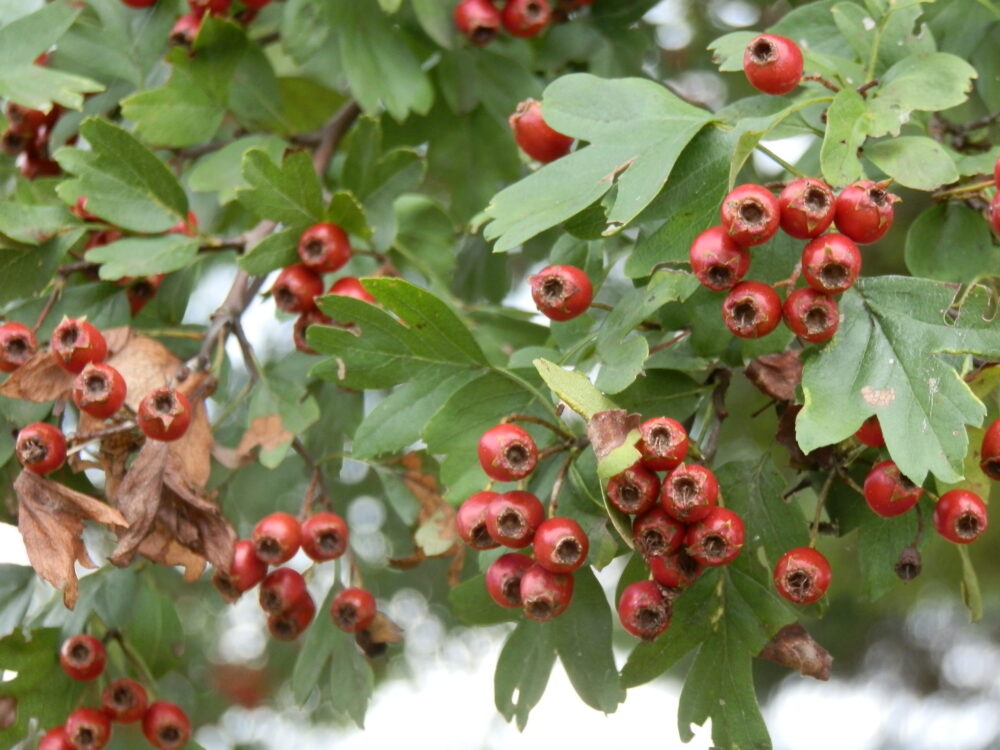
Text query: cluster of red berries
2 55 66 179
118 0 273 44
42 634 190 750
690 177 898 343
269 222 375 355
508 98 574 163
213 511 377 640
454 0 587 46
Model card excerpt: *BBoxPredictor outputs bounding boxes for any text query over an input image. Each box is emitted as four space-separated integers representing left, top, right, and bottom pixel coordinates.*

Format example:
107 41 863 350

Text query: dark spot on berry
503 442 530 469
803 187 830 213
526 1 543 19
129 279 155 302
956 512 981 539
471 26 497 45
275 286 297 309
318 530 342 554
501 576 523 606
637 528 667 556
785 570 813 600
540 276 567 305
671 476 698 505
554 537 582 565
153 391 176 414
525 597 553 620
17 437 47 465
497 508 526 538
160 726 180 743
113 686 133 707
898 474 918 492
732 299 759 329
819 262 848 289
646 425 676 454
76 728 95 746
868 187 887 206
70 642 90 662
260 589 281 612
4 336 28 358
738 199 765 227
470 522 493 548
303 239 324 260
635 604 666 633
84 372 109 398
335 603 359 629
677 550 700 577
702 533 727 559
257 538 281 559
749 38 777 64
707 264 734 287
59 325 79 348
982 457 1000 482
804 305 829 334
618 482 641 511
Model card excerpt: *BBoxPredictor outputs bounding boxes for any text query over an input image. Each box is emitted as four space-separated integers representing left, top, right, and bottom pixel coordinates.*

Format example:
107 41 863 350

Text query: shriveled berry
59 634 106 681
863 460 922 518
485 490 545 548
834 180 898 244
722 281 782 339
51 318 108 374
0 321 37 372
102 678 149 723
329 277 376 303
65 707 112 750
720 184 780 246
485 553 533 608
688 226 751 291
267 593 316 641
661 464 719 523
213 539 268 600
773 547 831 605
933 489 988 544
478 423 538 482
454 0 501 45
456 490 502 550
509 99 574 163
136 387 191 442
533 516 589 573
685 507 745 566
854 415 885 448
259 567 309 615
782 287 839 344
520 564 574 621
300 512 349 561
331 587 377 632
743 33 804 95
298 223 352 273
72 363 127 419
529 264 592 321
617 580 671 640
141 701 191 750
632 507 685 558
637 416 689 472
801 233 861 294
39 727 73 750
778 178 836 239
606 462 660 515
502 0 552 37
252 512 302 565
16 422 66 475
649 550 703 589
272 264 323 313
980 417 1000 481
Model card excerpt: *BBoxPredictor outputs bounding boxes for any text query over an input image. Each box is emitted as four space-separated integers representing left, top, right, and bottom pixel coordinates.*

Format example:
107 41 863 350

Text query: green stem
754 145 805 177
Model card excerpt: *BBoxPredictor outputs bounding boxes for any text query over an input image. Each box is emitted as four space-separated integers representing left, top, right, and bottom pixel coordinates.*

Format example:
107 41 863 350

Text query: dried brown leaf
136 525 207 582
759 623 832 681
235 414 292 458
0 351 73 402
365 612 404 645
776 404 836 471
107 336 184 410
745 351 802 402
586 409 642 460
108 440 169 567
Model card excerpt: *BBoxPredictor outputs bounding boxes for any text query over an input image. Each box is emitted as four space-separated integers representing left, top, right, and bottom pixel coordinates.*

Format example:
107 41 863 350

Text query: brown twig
648 329 690 355
313 100 361 177
802 73 840 92
502 413 573 440
548 449 579 518
293 438 333 515
191 265 267 373
856 79 879 97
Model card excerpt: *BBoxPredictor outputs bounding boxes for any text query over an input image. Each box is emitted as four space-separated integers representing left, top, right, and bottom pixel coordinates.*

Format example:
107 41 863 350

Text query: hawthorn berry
502 0 552 37
125 275 165 316
989 193 1000 237
685 507 745 566
509 99 574 163
169 12 201 45
102 678 149 724
801 233 861 294
980 417 1000 481
72 363 127 419
213 539 268 599
778 178 836 239
454 0 502 46
782 287 840 344
331 587 377 632
252 511 302 565
59 634 106 681
298 223 352 273
632 507 685 558
268 592 316 641
300 512 349 561
136 387 192 442
242 0 274 7
65 707 112 750
863 460 922 518
743 33 804 95
188 0 231 15
456 490 502 550
688 226 751 291
0 321 37 372
720 184 781 246
606 462 660 515
834 180 898 244
39 727 73 750
51 318 108 374
485 490 545 548
995 155 1000 187
16 422 67 475
638 416 689 472
259 567 309 615
855 415 885 448
520 564 574 621
773 547 831 605
292 309 333 355
485 553 533 608
121 0 158 6
272 264 324 313
933 489 988 544
529 264 593 321
533 516 589 573
329 276 376 303
5 102 47 137
141 701 191 750
617 580 671 640
661 464 719 523
478 422 538 482
722 281 782 339
649 550 703 589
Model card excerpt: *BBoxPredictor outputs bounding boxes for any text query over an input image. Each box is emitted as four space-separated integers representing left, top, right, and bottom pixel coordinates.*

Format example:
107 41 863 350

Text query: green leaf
0 566 34 637
238 227 299 275
904 203 1000 284
127 582 183 676
957 544 984 623
0 230 84 302
236 149 325 227
326 191 371 240
494 620 556 731
187 135 288 204
0 202 75 245
533 358 617 419
449 574 521 626
708 31 756 72
820 88 869 187
392 194 456 285
292 588 338 703
596 431 642 480
413 0 455 48
865 136 958 190
857 507 920 601
328 622 375 728
247 376 320 468
87 235 199 281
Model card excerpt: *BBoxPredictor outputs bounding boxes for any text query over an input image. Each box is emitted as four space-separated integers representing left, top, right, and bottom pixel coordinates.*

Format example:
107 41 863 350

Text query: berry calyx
862 460 922 518
688 226 751 291
456 490 502 550
252 512 302 565
51 318 108 374
520 564 574 621
478 423 538 482
213 539 268 600
631 507 685 558
782 287 840 344
126 275 164 316
272 264 324 313
485 553 533 608
661 464 719 523
778 178 836 239
933 489 988 544
39 727 73 750
267 592 316 641
454 0 502 46
259 567 309 615
502 0 552 38
330 587 377 632
300 512 349 561
297 223 352 273
485 490 545 548
834 180 898 244
980 417 1000 481
15 422 66 475
136 387 192 442
720 184 781 246
141 701 191 750
72 363 127 419
617 580 671 640
509 99 574 163
685 507 745 566
329 277 376 303
722 281 782 339
0 321 37 372
743 33 804 95
854 415 885 448
59 634 106 681
533 516 589 573
773 547 831 605
606 462 660 515
649 550 703 589
801 233 861 294
529 264 593 321
65 707 112 750
637 416 689 472
102 678 149 723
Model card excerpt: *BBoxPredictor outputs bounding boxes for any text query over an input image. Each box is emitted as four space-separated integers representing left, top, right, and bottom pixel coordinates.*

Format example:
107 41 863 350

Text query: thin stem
648 329 690 355
802 73 839 92
313 100 361 177
808 470 837 547
190 262 268 373
32 279 65 333
536 441 574 462
293 438 333 515
933 179 996 200
755 144 806 177
104 630 157 687
69 422 136 446
502 413 573 440
548 449 579 518
856 79 880 97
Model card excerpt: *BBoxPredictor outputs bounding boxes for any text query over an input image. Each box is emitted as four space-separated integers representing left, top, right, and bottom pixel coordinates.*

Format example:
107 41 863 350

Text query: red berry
485 490 545 548
16 422 66 475
126 275 165 316
631 507 685 558
213 539 268 599
65 707 112 750
188 0 231 15
995 155 1000 188
863 460 922 518
18 148 61 179
980 417 1000 481
743 33 804 95
267 592 316 641
454 0 501 45
854 415 885 448
72 363 127 419
272 264 323 313
300 512 349 561
242 0 273 8
834 180 898 244
59 634 106 681
722 281 782 338
5 102 47 137
252 512 302 565
478 423 538 482
801 233 861 295
259 567 309 615
773 547 831 605
502 0 552 37
121 0 158 6
84 230 123 253
528 264 592 321
39 727 73 750
782 287 840 344
485 553 533 608
0 321 37 372
989 193 1000 237
102 678 149 723
661 464 719 523
778 178 836 239
167 211 198 237
456 490 502 550
292 309 333 355
688 226 751 291
520 564 574 621
933 489 988 544
509 99 574 163
637 416 689 472
51 318 108 374
720 184 781 246
141 701 191 750
298 223 352 273
330 587 377 632
169 12 201 45
606 462 660 515
617 580 671 640
649 550 703 588
533 516 589 573
685 507 745 566
329 276 376 303
136 387 192 442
